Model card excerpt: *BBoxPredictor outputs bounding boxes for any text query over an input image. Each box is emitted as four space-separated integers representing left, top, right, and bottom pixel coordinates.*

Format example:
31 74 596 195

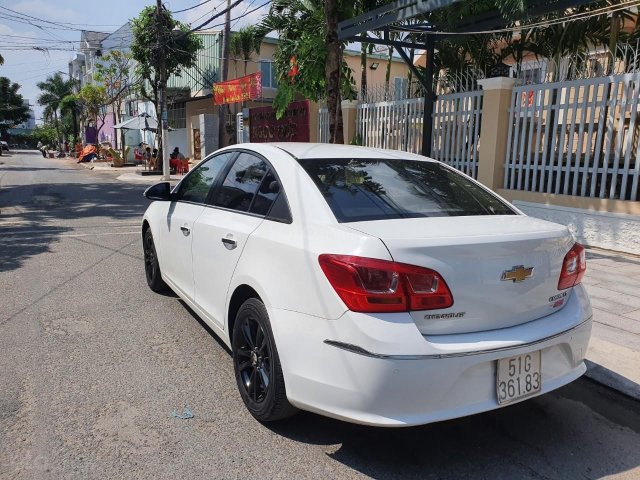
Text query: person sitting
143 146 152 169
149 148 158 170
170 147 185 160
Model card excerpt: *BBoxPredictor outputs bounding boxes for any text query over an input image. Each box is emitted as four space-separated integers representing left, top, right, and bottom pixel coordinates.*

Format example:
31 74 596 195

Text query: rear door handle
180 226 190 236
221 238 237 250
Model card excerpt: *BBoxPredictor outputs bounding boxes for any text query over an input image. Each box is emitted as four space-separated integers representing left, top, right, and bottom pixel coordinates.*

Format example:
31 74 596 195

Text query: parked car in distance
141 143 592 427
0 141 8 151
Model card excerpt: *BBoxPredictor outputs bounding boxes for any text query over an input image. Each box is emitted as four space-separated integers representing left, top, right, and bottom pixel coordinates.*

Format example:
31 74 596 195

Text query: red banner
213 72 262 105
249 100 310 143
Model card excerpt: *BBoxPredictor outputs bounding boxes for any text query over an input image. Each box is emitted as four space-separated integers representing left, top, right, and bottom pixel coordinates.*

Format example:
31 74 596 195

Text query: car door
192 152 280 329
160 152 233 300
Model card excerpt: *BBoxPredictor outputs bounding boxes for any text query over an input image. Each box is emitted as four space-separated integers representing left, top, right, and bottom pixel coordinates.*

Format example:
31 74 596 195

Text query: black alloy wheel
143 228 168 292
232 299 297 422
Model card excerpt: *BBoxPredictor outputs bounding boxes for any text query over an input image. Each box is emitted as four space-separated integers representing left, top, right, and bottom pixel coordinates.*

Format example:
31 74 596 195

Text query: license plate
496 351 542 405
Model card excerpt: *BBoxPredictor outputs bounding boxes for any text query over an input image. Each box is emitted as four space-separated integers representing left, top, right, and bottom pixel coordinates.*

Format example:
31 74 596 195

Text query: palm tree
37 73 76 144
230 26 259 77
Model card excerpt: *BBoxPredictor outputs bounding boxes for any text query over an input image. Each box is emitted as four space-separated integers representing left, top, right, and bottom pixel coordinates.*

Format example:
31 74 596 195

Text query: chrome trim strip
323 317 592 360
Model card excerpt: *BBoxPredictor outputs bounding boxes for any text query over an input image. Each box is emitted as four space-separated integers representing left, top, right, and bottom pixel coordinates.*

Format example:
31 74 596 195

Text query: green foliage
230 26 260 76
59 94 80 117
0 76 29 133
94 50 133 110
30 123 58 145
79 84 108 123
402 0 636 88
131 6 204 89
36 72 77 142
254 0 356 118
37 73 76 121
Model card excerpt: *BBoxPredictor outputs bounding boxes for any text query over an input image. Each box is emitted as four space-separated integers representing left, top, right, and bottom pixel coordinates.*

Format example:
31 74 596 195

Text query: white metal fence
355 91 483 178
357 97 424 154
505 73 640 201
431 90 483 178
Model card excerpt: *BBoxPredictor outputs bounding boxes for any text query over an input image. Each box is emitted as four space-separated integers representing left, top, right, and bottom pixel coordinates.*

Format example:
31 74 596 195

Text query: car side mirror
144 182 172 201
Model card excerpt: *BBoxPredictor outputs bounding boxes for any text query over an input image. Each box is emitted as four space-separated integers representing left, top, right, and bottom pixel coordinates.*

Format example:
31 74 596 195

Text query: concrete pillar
341 100 358 145
476 77 516 190
308 101 320 143
198 113 219 158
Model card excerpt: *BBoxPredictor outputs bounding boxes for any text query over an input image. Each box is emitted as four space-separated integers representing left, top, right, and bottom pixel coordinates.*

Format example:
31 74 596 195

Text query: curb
584 359 640 402
116 173 182 184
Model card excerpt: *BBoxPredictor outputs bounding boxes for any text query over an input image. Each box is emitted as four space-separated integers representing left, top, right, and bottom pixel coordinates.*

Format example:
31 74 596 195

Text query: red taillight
558 243 586 290
318 254 453 313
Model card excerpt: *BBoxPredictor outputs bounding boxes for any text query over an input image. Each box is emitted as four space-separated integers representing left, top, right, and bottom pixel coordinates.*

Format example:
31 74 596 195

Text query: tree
29 124 58 146
95 50 133 153
255 0 355 142
95 51 133 127
0 76 29 136
131 5 203 159
78 84 109 144
37 73 76 144
230 26 260 77
59 94 81 143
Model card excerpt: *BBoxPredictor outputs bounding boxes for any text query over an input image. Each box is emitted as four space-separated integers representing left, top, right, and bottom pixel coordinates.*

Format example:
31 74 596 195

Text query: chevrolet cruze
141 143 592 426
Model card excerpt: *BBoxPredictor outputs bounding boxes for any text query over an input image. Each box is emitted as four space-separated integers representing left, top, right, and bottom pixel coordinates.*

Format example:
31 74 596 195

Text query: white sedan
142 143 592 427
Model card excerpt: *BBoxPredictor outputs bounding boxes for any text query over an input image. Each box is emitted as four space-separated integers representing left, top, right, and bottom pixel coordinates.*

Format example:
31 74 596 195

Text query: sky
0 0 271 122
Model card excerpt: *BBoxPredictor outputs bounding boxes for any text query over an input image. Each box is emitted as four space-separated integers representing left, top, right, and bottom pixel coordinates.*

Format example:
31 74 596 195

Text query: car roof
263 143 435 162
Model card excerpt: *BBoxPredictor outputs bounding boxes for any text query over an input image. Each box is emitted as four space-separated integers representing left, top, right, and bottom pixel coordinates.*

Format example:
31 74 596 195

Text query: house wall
167 129 188 158
177 37 411 155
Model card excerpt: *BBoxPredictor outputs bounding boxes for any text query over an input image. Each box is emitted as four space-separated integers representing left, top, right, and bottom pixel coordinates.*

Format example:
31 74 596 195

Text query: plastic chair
177 158 190 175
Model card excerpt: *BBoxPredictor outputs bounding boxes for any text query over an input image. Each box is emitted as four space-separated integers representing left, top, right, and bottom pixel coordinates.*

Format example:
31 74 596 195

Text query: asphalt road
1 151 639 480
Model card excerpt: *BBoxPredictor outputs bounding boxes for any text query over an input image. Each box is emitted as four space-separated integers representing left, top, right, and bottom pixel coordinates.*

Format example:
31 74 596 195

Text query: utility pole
218 0 231 149
157 0 170 180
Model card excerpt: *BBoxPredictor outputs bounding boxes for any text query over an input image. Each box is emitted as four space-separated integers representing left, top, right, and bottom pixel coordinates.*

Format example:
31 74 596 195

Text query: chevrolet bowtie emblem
501 265 534 283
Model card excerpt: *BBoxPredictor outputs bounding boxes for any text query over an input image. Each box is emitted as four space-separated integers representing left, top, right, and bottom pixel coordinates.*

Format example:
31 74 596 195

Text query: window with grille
168 102 186 129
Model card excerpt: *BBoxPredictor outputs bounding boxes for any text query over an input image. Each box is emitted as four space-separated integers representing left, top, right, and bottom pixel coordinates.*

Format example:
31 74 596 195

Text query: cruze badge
501 265 534 283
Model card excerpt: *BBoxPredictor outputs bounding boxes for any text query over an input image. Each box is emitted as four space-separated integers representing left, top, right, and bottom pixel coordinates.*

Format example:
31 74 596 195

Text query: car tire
143 228 168 293
232 298 297 422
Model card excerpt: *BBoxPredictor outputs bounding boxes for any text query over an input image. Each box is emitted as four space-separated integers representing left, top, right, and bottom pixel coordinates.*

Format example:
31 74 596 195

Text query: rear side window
250 170 279 216
214 153 268 212
298 158 515 222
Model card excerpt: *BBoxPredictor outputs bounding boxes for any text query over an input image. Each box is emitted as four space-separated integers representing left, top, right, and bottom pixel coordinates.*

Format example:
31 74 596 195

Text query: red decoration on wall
213 72 262 105
249 100 310 143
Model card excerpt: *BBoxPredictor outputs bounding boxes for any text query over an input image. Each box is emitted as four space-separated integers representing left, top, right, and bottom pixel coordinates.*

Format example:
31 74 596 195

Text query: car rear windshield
298 158 516 222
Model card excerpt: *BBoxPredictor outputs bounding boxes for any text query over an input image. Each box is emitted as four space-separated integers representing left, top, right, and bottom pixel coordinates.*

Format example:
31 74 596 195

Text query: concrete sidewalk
75 161 183 183
583 247 640 400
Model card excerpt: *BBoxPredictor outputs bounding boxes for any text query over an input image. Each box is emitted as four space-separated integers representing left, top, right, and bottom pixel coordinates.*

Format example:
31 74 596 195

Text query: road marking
0 221 140 227
0 231 139 239
59 231 140 238
0 225 140 233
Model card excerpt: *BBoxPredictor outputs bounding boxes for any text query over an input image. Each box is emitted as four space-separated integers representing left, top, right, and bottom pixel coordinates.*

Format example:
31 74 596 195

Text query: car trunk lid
347 215 574 335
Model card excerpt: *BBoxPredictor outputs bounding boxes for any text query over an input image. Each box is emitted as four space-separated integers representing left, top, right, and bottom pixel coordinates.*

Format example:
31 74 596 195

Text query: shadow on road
0 181 149 273
175 288 640 479
261 380 640 479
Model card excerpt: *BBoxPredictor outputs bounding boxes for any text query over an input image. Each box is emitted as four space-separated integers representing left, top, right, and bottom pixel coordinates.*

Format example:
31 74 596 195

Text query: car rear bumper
269 285 592 427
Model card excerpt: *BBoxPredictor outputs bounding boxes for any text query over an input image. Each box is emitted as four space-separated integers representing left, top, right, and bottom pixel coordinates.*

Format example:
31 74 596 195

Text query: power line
201 0 271 30
230 0 259 29
0 5 121 28
189 0 244 32
172 0 212 14
186 0 228 27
